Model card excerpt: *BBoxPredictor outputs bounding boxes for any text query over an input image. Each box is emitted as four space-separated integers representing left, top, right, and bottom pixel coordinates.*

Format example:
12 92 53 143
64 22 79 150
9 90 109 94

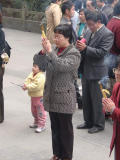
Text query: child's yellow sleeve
25 74 45 92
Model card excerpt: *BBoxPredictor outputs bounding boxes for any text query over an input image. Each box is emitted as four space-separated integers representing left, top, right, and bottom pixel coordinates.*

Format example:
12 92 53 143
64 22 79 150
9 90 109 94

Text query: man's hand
76 40 87 52
102 98 115 113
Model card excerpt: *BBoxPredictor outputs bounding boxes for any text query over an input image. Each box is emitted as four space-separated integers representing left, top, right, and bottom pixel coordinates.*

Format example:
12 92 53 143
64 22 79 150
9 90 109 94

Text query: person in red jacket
103 56 120 160
107 1 120 56
105 1 120 79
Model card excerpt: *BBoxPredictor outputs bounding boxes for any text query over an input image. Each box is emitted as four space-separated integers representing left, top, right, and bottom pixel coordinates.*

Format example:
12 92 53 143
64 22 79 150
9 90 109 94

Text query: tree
25 0 51 12
0 0 12 7
0 0 51 11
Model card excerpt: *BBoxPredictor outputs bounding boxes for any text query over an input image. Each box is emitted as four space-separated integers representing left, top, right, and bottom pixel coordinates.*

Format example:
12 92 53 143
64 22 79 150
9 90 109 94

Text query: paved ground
0 28 114 160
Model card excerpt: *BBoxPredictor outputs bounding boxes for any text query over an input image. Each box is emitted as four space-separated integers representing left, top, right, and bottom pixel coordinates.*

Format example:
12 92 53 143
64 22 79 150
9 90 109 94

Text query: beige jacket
45 3 62 44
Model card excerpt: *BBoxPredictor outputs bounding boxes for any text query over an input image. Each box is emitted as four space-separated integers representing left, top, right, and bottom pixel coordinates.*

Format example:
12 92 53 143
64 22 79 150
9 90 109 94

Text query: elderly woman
35 24 80 160
103 56 120 160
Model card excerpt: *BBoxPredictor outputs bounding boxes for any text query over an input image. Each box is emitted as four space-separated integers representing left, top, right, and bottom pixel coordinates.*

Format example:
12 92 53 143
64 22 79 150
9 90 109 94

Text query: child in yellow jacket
22 55 46 133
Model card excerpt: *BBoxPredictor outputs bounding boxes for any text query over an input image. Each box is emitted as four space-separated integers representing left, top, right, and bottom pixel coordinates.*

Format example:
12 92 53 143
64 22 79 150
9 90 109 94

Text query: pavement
0 28 114 160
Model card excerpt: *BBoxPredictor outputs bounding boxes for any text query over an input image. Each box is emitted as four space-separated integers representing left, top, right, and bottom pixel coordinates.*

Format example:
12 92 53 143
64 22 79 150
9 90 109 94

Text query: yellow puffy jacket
24 72 45 97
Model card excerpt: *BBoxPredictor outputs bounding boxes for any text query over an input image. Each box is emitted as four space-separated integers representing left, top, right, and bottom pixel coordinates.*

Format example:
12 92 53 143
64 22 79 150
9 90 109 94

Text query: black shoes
76 123 92 129
77 123 104 134
88 127 104 134
78 103 83 109
0 119 4 123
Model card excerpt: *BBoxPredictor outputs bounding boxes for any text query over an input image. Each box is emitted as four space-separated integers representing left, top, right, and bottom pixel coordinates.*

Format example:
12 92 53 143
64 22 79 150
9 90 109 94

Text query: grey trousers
82 77 105 129
0 67 4 122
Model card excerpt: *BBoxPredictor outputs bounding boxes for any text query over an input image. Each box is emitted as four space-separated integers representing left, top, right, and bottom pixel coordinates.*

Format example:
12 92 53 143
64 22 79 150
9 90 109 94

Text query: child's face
32 64 40 74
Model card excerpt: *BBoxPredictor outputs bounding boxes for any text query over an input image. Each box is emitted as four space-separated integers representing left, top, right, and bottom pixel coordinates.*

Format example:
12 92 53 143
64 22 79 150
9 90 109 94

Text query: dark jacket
81 25 114 80
101 11 108 26
0 25 5 67
60 17 77 44
102 4 113 21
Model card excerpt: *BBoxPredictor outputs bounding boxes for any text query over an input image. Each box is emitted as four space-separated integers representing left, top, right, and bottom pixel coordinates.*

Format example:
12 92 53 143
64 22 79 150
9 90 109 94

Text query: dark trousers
82 77 105 129
49 112 73 160
0 67 4 122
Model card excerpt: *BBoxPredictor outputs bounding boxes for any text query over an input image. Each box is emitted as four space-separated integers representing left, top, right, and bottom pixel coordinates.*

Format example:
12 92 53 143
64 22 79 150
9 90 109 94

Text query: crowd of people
0 0 120 160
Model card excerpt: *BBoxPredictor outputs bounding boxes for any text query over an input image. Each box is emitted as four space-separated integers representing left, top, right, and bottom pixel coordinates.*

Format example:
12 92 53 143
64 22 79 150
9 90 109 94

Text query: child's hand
22 84 27 91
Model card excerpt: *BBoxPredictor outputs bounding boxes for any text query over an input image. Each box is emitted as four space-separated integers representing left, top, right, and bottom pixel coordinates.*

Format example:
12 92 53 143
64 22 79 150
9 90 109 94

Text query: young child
22 54 46 133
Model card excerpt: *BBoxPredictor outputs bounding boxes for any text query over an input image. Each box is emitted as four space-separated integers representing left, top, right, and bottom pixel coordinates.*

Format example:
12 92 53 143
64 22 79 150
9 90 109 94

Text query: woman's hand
42 38 52 53
102 98 115 113
76 40 87 52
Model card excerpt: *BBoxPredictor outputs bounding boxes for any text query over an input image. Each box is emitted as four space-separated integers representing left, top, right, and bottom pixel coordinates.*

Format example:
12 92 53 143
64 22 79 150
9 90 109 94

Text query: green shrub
25 0 51 12
0 0 51 11
12 0 22 9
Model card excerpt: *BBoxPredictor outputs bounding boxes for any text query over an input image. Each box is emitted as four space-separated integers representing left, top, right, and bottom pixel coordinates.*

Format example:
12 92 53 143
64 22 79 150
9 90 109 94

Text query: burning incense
99 82 110 98
40 25 46 38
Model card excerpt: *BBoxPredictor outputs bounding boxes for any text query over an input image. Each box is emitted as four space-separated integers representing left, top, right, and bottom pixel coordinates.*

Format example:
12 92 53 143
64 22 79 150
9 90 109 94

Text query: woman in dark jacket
0 9 6 123
35 24 81 160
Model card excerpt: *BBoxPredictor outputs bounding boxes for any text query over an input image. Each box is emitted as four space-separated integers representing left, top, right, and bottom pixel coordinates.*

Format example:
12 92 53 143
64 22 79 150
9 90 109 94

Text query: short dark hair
54 24 73 43
98 0 105 2
74 0 82 10
116 55 120 68
79 8 85 13
85 10 102 22
89 0 97 8
113 1 120 16
61 1 74 15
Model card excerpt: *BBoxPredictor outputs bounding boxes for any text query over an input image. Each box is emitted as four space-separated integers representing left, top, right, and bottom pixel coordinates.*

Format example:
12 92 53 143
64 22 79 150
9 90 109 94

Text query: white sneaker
29 124 38 128
35 127 46 133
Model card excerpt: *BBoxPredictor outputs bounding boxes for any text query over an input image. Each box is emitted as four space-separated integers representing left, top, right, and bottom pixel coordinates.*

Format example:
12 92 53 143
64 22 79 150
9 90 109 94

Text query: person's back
107 1 120 56
107 17 120 55
102 4 113 20
96 0 113 21
45 1 62 44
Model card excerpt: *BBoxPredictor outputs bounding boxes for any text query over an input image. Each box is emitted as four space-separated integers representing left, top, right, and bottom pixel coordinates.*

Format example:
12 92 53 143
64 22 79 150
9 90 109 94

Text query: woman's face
54 33 70 48
79 11 86 22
